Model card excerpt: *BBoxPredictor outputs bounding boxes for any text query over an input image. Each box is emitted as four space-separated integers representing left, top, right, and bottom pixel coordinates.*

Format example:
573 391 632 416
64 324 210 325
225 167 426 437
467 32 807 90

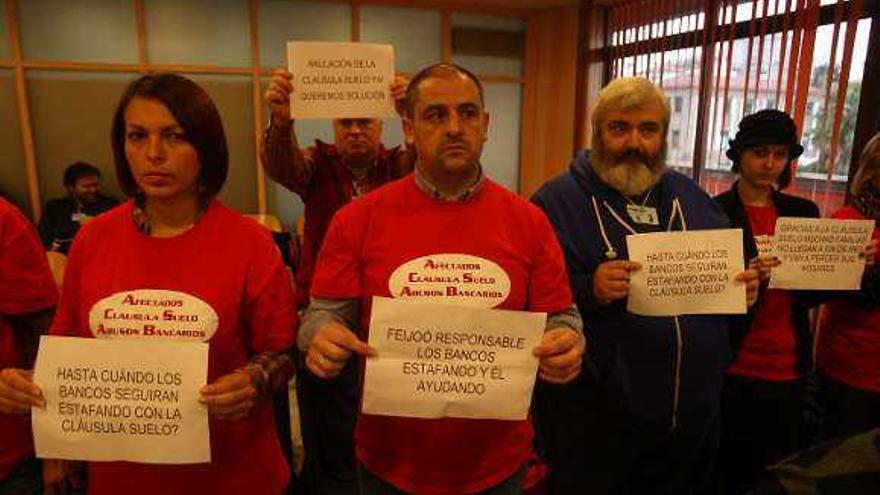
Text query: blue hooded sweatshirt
531 150 734 428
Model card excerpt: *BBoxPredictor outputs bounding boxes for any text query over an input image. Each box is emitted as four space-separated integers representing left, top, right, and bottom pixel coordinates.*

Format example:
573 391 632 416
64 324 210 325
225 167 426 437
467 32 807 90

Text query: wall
521 3 579 198
1 0 533 232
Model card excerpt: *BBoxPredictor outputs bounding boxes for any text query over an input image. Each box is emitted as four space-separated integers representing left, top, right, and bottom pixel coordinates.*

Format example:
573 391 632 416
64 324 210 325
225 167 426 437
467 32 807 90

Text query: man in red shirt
301 63 585 495
262 69 415 494
262 70 414 310
0 197 58 495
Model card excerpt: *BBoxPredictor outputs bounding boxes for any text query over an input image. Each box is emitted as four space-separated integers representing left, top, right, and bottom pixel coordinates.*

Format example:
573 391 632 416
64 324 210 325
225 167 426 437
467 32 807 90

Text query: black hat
726 109 804 162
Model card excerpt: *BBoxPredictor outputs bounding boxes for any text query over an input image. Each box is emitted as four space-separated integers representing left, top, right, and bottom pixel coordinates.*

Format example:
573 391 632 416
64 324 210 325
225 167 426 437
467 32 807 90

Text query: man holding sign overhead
301 63 584 495
262 42 415 495
262 42 414 310
531 77 759 494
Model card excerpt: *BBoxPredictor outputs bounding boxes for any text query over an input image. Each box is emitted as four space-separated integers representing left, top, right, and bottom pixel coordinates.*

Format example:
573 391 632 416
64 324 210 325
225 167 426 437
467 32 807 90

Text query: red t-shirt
294 142 410 309
818 206 880 392
49 200 297 495
727 205 799 381
0 198 58 480
311 175 573 495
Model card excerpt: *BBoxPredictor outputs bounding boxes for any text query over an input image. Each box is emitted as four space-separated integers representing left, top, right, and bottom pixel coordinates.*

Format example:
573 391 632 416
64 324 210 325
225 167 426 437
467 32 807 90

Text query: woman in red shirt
0 73 297 495
714 110 821 495
817 132 880 440
0 197 58 495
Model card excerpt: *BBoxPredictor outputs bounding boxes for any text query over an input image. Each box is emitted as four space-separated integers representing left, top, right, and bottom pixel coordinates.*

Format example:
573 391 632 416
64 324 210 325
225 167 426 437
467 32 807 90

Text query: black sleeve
37 202 60 248
530 191 606 315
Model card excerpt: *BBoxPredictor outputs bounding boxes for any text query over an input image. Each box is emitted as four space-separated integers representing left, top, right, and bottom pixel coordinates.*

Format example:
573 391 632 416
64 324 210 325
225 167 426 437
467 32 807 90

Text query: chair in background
45 251 67 289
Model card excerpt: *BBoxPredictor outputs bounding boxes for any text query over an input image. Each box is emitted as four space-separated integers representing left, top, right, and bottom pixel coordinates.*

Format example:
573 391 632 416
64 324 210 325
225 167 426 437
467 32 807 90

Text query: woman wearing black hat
713 109 821 494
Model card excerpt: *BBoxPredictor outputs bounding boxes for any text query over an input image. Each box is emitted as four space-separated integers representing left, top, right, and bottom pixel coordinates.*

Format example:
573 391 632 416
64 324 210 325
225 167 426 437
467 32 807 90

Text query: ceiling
468 0 578 7
419 0 579 11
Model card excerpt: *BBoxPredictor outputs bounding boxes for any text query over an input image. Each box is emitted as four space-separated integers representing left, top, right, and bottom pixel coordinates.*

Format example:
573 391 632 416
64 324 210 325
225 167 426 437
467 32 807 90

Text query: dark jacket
532 150 734 427
38 195 118 254
714 183 823 374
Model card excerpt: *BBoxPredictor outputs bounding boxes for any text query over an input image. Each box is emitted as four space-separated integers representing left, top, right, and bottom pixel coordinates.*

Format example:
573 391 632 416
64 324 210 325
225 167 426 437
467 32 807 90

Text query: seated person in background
38 162 118 254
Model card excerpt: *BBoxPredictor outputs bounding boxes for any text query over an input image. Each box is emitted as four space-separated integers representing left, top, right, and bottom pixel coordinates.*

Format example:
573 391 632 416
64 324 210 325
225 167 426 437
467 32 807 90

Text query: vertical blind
604 0 870 215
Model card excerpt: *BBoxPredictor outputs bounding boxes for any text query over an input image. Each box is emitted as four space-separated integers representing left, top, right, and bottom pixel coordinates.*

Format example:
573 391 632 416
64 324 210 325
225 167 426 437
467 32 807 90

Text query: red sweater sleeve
0 203 57 317
310 201 367 299
243 227 298 353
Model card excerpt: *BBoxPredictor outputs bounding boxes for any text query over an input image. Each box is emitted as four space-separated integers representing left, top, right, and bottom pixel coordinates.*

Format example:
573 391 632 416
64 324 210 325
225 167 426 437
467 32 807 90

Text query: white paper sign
769 217 874 290
362 297 544 420
287 41 395 119
32 336 209 464
627 229 746 316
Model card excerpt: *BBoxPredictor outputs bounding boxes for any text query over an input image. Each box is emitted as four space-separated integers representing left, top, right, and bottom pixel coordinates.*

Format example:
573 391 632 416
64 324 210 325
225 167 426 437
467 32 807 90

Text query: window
19 0 137 63
604 0 872 215
360 6 442 73
145 0 250 67
3 0 529 225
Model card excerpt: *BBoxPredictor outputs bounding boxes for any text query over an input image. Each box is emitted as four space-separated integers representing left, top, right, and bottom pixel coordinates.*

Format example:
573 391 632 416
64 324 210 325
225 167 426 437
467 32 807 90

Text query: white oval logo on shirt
88 289 219 342
388 254 511 308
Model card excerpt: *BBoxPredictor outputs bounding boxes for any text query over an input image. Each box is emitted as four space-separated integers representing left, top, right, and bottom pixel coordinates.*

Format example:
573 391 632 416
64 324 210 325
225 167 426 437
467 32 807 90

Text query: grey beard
590 153 664 197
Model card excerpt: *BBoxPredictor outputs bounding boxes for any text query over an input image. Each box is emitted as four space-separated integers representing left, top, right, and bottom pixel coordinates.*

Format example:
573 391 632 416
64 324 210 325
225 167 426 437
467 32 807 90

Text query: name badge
626 204 659 226
754 234 774 257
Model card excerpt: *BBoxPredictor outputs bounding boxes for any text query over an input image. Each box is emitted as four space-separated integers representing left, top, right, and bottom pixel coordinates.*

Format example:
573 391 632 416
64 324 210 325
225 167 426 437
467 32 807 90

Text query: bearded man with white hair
531 77 758 494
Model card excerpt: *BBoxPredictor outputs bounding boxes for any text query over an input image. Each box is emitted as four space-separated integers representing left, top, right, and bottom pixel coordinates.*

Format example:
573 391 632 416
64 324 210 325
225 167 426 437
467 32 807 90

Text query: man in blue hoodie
531 77 759 494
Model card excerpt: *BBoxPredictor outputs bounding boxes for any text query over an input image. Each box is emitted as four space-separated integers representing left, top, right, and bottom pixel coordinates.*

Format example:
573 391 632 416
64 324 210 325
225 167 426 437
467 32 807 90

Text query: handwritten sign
32 336 209 464
769 217 874 290
627 229 745 316
361 297 544 420
287 41 395 119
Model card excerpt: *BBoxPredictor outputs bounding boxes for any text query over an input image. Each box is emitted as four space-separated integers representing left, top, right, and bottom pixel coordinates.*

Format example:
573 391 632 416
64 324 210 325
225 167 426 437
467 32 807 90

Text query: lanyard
590 195 687 261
